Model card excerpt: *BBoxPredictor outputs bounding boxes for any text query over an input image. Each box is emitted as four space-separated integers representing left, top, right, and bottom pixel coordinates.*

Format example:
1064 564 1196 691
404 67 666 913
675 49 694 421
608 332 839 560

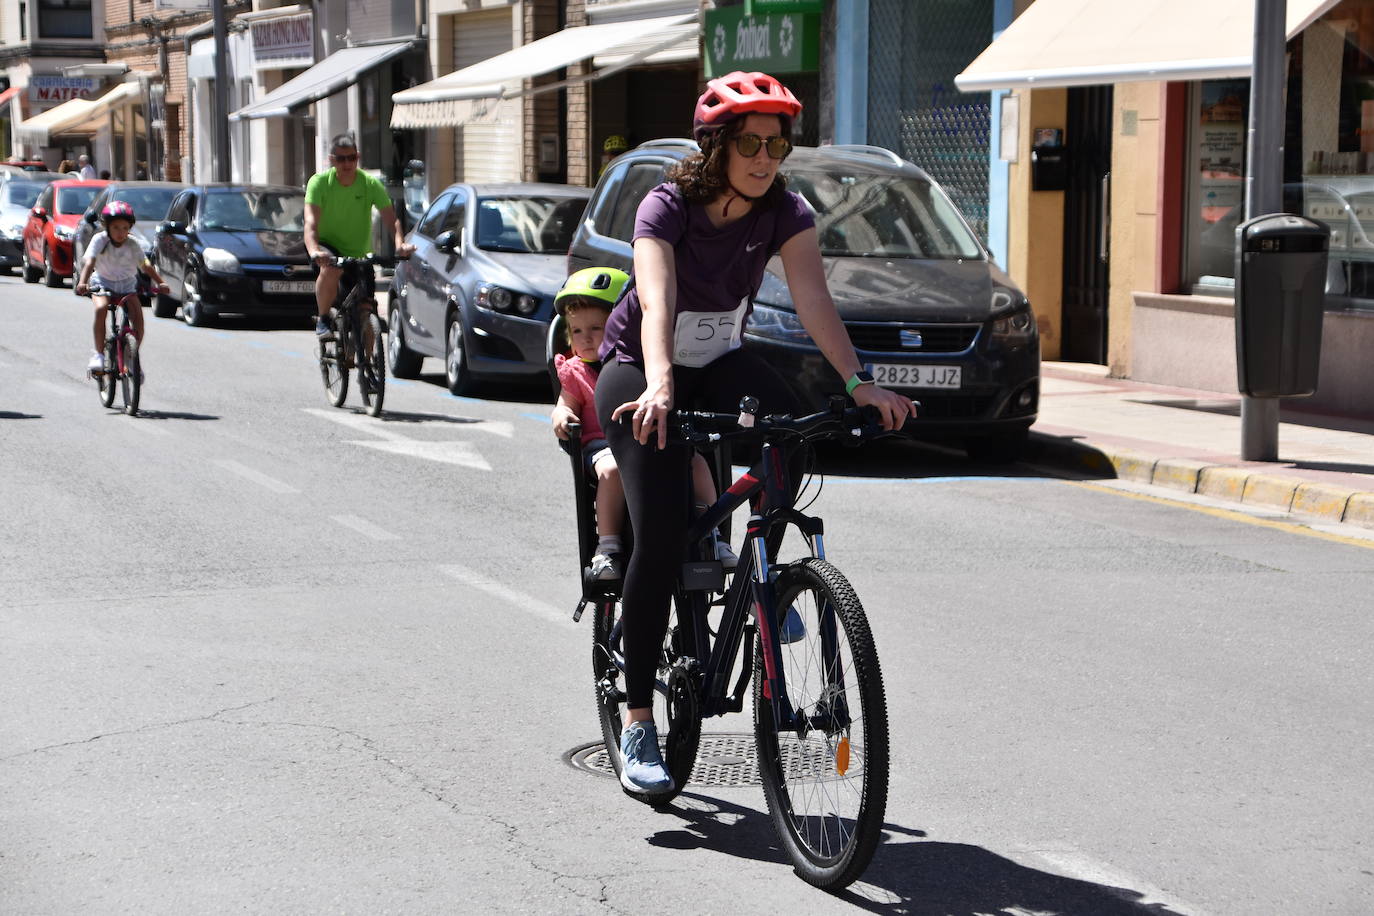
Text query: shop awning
0 86 22 110
954 0 1341 92
230 40 413 120
15 81 142 145
390 13 697 129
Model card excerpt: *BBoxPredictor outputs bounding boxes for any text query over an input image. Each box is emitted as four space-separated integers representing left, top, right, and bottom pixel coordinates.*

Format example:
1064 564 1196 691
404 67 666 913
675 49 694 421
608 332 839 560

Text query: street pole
1240 0 1285 460
212 1 231 182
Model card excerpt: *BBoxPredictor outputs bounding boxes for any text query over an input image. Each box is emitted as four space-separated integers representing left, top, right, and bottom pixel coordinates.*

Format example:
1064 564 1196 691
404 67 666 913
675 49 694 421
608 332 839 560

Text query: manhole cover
565 732 865 788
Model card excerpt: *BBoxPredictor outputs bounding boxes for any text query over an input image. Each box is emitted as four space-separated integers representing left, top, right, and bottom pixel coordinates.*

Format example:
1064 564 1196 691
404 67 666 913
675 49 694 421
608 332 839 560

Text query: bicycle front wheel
591 593 700 807
119 335 140 416
754 557 889 890
319 317 348 408
98 338 117 408
359 312 385 417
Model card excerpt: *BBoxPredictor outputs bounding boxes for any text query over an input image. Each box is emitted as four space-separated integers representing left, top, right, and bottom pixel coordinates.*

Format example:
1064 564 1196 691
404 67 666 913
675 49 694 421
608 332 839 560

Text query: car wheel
964 429 1029 464
181 268 208 327
445 311 475 396
387 297 423 379
42 244 62 287
21 246 39 283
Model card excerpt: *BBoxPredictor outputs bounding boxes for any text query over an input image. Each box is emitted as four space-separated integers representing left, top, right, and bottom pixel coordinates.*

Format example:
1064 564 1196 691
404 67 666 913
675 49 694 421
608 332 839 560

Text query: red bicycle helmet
101 200 136 226
693 71 802 140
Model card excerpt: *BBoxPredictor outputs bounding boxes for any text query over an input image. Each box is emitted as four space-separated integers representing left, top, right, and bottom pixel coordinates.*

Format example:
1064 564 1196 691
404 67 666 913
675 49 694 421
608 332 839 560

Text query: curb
1026 431 1374 532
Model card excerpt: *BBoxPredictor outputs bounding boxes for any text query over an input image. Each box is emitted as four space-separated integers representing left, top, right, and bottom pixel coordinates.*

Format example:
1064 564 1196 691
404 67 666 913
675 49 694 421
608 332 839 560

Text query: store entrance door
1061 85 1113 364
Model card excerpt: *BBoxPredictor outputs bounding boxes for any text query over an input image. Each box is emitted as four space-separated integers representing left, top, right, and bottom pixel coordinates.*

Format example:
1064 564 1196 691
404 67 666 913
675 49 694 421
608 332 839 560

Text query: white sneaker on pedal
714 539 739 570
87 352 104 373
590 552 621 581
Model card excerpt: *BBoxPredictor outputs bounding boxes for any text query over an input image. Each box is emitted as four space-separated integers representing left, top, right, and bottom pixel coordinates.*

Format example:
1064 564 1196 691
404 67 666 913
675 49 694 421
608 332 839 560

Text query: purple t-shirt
599 183 815 365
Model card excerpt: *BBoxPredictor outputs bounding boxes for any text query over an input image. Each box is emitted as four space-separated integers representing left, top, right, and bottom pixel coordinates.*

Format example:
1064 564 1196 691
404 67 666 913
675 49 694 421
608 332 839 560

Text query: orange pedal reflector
836 736 851 775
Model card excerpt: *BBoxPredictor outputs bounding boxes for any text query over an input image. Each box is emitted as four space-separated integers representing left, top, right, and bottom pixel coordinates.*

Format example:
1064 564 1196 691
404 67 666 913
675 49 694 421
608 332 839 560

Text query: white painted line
437 564 571 626
1014 844 1209 915
303 407 408 441
214 459 299 494
331 514 400 541
32 379 78 398
350 438 491 470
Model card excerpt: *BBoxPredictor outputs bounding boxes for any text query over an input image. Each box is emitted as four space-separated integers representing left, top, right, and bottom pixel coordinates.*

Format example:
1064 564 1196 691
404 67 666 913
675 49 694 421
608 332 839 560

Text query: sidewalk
1026 362 1374 531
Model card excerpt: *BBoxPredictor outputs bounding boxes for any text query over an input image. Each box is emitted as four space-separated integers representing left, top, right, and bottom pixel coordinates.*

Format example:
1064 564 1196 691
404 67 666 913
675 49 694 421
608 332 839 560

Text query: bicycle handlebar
669 397 919 447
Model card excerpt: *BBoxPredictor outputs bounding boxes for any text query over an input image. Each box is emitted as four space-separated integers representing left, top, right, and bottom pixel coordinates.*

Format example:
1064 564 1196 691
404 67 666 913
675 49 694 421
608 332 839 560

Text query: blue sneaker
779 605 807 644
618 721 673 794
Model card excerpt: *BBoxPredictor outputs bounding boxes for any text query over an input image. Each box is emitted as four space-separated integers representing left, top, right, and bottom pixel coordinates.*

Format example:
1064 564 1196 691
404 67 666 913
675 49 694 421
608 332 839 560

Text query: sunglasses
733 133 792 160
331 153 359 162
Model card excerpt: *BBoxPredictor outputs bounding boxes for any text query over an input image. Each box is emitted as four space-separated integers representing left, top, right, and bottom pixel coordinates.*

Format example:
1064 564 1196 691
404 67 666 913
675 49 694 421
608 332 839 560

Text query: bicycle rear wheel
591 593 700 806
98 338 116 408
319 313 348 407
119 335 140 416
359 312 385 417
754 557 888 890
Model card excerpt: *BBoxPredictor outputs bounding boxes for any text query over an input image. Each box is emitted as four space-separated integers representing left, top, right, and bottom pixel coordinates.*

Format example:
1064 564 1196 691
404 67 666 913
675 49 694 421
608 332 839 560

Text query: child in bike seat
550 267 736 581
75 201 168 374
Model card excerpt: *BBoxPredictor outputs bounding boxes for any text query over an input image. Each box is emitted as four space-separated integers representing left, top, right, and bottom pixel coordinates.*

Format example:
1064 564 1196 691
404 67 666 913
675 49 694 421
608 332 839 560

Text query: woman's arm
779 226 915 430
611 235 678 448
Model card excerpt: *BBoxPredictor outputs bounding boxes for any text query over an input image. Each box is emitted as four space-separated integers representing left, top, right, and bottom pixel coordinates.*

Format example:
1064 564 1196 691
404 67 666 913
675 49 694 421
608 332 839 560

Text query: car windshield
114 187 181 224
200 190 305 231
475 196 587 253
784 168 984 260
3 182 42 208
57 185 101 215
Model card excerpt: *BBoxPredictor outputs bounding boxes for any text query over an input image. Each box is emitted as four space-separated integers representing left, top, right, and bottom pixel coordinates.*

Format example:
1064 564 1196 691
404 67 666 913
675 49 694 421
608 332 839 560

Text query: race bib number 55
673 301 747 368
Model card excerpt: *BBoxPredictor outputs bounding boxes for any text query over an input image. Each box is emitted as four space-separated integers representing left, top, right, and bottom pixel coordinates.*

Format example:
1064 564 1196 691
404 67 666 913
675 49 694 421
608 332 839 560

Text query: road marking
214 459 298 494
303 407 501 469
1069 479 1374 550
437 564 571 626
32 379 78 398
331 514 400 541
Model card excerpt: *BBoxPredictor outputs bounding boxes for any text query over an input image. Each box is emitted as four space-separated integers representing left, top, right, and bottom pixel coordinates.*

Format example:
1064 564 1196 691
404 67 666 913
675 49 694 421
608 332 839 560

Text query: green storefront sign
703 6 820 77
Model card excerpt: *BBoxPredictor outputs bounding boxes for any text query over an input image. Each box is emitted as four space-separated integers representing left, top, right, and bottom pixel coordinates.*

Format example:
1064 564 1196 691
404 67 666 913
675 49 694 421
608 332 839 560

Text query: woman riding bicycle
594 70 914 794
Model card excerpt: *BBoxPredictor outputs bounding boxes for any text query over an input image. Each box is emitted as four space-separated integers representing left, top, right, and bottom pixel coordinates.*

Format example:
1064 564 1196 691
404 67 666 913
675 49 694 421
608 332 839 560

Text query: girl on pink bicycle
75 201 168 374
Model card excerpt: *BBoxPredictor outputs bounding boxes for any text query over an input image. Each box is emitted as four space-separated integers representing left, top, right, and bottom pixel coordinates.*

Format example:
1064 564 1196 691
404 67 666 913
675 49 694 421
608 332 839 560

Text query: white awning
390 13 696 129
16 81 143 145
230 40 413 120
955 0 1340 92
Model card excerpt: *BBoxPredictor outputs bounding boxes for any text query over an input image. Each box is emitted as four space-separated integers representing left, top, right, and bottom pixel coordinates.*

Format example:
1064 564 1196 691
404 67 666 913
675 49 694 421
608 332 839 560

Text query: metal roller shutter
453 8 520 182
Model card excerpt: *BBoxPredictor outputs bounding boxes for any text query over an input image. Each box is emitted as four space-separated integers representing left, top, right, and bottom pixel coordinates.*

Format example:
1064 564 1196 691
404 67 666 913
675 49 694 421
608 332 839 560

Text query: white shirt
85 232 147 293
79 165 96 180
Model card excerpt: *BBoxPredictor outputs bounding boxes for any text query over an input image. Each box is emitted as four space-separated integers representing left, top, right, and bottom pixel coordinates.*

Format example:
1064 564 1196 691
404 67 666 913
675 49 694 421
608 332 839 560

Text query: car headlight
3 224 23 240
476 283 539 316
54 224 75 241
744 303 812 345
202 247 242 274
989 297 1037 343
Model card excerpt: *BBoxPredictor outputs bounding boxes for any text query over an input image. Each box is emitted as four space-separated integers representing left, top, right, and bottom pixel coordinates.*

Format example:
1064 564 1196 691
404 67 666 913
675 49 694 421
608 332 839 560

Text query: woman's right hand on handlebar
851 382 918 432
611 378 674 449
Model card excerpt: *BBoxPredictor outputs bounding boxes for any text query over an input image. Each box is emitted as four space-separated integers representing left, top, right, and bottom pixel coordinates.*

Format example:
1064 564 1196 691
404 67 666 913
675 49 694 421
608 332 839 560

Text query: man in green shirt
304 133 414 338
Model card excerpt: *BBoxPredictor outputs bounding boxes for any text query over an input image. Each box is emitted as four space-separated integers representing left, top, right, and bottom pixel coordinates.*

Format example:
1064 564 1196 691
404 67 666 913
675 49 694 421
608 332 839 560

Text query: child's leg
126 294 145 343
92 297 110 353
690 452 718 506
593 455 624 539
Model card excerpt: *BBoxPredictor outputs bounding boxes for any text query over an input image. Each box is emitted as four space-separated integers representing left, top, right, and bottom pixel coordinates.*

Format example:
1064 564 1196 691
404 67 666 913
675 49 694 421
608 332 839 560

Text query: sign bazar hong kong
30 76 99 102
703 6 820 77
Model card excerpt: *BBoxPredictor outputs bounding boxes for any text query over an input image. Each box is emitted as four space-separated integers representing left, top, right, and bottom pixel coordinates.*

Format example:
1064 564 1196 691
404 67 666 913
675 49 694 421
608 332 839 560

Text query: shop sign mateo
30 76 98 103
704 6 820 77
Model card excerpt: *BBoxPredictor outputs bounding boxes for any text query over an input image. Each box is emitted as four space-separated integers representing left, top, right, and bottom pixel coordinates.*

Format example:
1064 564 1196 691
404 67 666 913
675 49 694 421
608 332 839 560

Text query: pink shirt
555 353 603 441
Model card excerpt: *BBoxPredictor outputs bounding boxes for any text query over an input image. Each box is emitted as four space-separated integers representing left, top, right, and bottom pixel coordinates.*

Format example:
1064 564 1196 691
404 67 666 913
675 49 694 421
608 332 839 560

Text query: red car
22 178 107 287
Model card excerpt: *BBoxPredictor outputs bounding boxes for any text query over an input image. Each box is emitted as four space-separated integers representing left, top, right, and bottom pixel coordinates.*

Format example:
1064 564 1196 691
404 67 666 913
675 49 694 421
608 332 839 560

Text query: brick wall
565 0 589 187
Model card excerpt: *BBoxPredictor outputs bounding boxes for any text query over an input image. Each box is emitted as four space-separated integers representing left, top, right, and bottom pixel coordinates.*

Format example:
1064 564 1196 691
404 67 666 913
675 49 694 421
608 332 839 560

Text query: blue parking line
521 412 551 424
279 350 305 359
389 378 413 387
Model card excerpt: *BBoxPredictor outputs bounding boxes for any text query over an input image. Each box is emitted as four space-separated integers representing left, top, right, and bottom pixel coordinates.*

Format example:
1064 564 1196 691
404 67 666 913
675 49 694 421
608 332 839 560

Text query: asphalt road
3 279 1373 914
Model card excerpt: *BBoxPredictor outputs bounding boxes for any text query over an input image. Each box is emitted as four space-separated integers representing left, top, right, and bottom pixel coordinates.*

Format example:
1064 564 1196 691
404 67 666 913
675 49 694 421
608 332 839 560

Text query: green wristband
846 371 874 396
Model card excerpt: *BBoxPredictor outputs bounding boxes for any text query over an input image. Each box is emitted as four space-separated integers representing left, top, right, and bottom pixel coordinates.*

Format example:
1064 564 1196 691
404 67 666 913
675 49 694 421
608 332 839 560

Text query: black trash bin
1233 213 1329 398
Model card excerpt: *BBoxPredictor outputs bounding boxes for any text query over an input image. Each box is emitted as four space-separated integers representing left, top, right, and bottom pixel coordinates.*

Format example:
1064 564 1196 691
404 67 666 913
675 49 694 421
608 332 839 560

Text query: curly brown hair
667 118 789 209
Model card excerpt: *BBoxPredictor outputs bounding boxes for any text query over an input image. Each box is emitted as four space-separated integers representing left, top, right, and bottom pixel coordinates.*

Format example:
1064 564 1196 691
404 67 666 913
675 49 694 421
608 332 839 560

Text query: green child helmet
554 266 631 316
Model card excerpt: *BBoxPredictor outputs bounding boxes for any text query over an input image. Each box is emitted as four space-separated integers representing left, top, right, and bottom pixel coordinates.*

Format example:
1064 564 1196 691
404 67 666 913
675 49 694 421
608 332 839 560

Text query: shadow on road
413 371 555 405
127 410 220 421
0 411 43 420
649 793 1186 914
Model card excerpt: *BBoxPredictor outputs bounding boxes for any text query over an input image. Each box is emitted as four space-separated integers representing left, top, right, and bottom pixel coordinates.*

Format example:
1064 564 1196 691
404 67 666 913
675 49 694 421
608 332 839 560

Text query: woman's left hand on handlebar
852 383 917 431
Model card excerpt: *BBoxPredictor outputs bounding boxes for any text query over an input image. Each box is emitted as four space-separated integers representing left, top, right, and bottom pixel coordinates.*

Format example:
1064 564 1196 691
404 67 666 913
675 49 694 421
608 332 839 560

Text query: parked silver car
0 179 48 273
387 182 591 394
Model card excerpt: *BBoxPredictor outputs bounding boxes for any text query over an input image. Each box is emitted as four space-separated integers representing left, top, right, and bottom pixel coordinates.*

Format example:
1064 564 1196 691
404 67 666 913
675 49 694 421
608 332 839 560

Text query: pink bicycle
87 287 144 415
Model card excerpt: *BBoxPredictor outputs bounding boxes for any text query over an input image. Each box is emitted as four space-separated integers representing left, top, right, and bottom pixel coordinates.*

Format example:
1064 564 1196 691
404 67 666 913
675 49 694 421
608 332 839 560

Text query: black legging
595 348 800 709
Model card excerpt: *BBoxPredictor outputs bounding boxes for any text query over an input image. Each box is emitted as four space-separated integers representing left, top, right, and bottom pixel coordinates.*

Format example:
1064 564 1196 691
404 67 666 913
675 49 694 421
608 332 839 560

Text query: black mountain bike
318 255 387 417
87 287 143 416
567 397 903 890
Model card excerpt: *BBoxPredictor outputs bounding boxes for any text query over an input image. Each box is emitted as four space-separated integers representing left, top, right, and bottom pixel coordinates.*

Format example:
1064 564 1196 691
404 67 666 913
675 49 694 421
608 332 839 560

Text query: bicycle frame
95 289 139 375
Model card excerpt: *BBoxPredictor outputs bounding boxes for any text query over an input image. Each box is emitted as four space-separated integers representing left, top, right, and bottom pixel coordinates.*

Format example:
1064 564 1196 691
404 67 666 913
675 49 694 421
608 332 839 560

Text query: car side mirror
32 207 47 220
435 228 461 253
85 211 99 225
159 219 186 235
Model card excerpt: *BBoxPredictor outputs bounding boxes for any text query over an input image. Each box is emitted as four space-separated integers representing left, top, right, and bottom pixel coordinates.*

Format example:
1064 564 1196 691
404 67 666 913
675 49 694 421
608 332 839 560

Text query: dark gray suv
565 140 1039 460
